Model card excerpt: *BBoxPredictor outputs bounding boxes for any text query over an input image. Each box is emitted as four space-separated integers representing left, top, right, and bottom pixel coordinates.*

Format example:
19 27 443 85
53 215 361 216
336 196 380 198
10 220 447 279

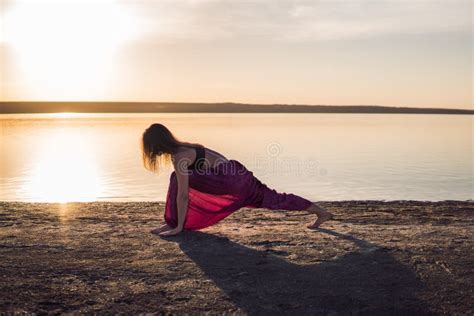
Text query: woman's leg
305 203 334 229
250 179 334 228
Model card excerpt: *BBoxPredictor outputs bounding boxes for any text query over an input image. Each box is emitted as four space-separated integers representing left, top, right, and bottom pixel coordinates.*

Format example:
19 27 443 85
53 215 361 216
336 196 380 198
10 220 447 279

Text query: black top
187 146 206 170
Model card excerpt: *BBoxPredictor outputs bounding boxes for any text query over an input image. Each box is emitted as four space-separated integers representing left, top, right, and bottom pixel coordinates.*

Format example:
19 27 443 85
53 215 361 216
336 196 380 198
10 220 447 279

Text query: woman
142 123 334 237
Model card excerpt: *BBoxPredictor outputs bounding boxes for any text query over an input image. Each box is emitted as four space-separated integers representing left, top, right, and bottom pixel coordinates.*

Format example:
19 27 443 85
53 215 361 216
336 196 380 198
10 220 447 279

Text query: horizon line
1 100 472 112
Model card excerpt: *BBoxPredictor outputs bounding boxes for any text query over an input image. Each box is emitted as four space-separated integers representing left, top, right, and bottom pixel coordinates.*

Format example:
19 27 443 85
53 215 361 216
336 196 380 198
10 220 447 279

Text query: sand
0 200 473 315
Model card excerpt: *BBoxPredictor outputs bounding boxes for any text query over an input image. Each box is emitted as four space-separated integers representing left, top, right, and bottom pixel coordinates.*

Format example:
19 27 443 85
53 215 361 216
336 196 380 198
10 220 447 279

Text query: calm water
1 113 472 202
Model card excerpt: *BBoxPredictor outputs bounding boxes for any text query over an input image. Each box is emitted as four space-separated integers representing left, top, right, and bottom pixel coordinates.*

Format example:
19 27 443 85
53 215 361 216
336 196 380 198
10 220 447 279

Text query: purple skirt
164 159 313 230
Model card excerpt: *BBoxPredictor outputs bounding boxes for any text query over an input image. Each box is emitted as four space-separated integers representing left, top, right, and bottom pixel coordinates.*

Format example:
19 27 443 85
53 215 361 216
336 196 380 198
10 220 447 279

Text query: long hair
142 123 202 172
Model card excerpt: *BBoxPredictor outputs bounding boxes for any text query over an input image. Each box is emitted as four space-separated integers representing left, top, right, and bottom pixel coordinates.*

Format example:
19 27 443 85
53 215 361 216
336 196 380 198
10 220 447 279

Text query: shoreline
1 200 473 314
2 101 473 115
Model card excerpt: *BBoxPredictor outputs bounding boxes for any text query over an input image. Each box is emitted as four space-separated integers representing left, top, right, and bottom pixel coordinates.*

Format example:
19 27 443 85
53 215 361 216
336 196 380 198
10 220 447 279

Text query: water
1 113 472 202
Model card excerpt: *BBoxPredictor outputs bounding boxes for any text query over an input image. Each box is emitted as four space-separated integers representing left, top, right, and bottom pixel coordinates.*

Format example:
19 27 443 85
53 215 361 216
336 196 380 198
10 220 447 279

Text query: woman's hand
151 223 171 234
159 225 183 236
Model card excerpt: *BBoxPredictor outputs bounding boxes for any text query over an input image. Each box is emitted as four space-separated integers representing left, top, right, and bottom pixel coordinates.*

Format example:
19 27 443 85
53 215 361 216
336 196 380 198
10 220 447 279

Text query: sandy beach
0 200 472 314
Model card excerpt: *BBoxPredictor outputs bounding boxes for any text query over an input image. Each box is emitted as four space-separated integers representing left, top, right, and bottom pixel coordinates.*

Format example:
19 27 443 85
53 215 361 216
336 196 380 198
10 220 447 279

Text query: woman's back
175 145 229 171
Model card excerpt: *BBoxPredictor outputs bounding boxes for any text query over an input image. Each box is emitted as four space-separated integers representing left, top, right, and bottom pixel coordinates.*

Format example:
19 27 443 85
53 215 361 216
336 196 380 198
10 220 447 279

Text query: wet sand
0 201 473 315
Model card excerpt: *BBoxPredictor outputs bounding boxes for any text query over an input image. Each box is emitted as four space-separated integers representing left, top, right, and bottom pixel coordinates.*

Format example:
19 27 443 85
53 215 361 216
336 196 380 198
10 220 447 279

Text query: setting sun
2 0 139 100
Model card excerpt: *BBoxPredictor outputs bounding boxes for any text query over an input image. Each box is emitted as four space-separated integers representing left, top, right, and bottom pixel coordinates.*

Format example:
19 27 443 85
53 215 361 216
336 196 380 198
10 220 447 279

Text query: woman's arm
159 152 190 236
174 165 189 229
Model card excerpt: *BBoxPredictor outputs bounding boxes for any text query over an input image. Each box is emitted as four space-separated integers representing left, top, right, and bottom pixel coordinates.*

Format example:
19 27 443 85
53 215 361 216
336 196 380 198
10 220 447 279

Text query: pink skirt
164 159 313 230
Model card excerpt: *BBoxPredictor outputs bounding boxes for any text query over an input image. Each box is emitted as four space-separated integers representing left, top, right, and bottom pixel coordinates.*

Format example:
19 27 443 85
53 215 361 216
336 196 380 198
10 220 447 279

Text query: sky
0 0 472 109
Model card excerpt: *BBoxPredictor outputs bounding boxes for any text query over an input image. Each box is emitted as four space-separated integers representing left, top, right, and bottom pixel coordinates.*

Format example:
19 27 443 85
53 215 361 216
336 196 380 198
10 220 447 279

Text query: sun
2 0 139 100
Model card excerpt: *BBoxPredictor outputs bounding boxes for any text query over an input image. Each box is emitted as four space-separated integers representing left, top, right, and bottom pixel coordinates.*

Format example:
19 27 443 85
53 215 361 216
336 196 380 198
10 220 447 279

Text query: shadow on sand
168 229 431 315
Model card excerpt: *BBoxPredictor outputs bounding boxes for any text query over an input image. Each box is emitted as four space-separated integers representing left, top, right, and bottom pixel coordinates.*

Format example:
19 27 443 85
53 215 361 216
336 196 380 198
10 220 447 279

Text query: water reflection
1 113 472 202
19 128 104 202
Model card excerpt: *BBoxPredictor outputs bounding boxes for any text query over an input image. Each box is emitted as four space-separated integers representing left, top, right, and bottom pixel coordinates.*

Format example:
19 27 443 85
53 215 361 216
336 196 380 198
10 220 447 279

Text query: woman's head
142 123 177 172
141 123 200 172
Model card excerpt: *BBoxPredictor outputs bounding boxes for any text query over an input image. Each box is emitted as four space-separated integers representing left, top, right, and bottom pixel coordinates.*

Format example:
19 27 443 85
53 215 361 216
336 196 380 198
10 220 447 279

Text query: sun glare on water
45 112 83 118
20 128 105 203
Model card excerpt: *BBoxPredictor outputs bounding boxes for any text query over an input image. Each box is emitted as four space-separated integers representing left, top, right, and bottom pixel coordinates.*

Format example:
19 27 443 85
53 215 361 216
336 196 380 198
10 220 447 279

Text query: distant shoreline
1 101 473 115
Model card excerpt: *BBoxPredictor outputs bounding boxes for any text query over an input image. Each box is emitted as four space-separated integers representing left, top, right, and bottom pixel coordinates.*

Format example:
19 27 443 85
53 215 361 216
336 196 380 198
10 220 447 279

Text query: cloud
131 0 472 42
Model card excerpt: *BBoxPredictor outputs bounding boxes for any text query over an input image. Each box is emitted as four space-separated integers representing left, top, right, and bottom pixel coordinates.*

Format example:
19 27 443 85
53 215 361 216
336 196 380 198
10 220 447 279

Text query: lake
1 113 472 202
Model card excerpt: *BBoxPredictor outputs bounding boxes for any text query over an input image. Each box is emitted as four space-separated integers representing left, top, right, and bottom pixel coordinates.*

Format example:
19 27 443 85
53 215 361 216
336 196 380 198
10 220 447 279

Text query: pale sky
1 0 472 109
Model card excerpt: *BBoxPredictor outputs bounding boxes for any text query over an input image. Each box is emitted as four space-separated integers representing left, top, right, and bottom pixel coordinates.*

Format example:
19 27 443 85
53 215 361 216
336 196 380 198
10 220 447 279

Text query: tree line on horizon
0 101 472 114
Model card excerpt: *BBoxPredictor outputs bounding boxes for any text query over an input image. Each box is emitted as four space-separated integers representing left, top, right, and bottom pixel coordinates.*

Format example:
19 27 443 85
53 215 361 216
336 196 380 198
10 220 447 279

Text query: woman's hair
142 123 202 172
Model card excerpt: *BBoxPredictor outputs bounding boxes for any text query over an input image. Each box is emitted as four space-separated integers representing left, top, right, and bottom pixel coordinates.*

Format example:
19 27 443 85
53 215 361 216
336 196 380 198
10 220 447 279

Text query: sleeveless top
187 146 206 170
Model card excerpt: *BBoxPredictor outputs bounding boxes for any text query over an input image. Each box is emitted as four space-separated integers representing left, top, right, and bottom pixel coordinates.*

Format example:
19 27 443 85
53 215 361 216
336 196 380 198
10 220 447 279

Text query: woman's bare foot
305 203 334 229
307 212 334 229
151 223 172 234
